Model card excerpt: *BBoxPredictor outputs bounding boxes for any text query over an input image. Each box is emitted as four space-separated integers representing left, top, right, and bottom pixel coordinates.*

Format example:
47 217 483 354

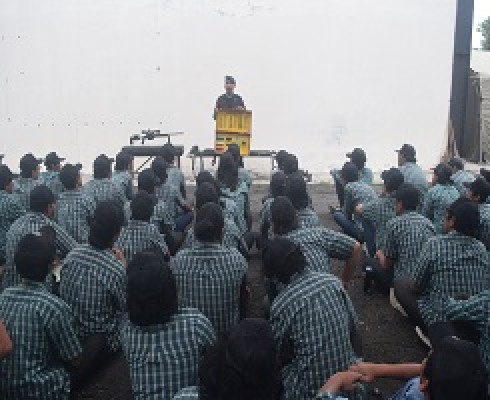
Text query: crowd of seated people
0 142 488 400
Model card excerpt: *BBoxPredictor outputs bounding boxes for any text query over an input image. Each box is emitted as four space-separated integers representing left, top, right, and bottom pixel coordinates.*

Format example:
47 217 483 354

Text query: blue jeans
390 378 424 400
174 212 193 233
332 211 376 256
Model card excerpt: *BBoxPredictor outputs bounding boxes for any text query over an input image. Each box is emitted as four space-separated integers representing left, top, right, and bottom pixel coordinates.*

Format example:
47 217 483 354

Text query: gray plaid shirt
343 181 378 219
362 195 396 250
412 232 489 326
398 162 429 203
59 244 127 351
171 242 247 335
112 170 133 201
479 203 490 251
297 207 322 229
12 177 39 209
0 190 25 260
39 171 64 198
121 308 215 400
421 184 459 234
83 178 125 207
0 280 82 400
451 170 475 196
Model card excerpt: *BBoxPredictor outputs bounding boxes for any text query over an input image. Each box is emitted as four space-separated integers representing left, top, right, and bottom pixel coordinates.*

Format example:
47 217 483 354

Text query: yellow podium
215 110 252 156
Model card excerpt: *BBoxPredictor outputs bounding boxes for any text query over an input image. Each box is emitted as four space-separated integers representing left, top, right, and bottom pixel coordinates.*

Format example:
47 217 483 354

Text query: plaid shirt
271 271 359 400
156 183 185 218
2 212 77 290
152 199 176 233
0 190 25 260
382 211 435 281
0 280 82 400
479 203 490 251
166 166 186 193
115 220 169 262
39 171 64 198
221 183 248 230
121 308 216 400
59 244 127 351
281 227 356 274
55 189 96 244
398 162 429 202
412 232 490 326
451 169 475 196
343 181 377 218
331 167 373 185
112 170 133 201
444 291 490 374
297 207 322 229
170 242 248 335
238 167 253 189
12 177 39 209
259 197 274 238
362 195 396 250
83 178 125 207
221 197 247 235
183 218 247 257
421 184 459 234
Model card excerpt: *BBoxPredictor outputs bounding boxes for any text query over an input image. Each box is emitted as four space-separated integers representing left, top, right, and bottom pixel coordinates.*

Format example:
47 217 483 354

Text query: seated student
348 337 488 400
271 196 361 287
182 182 248 258
60 201 127 354
227 143 253 190
262 238 362 400
0 321 12 360
396 144 429 206
421 163 459 234
39 152 65 198
448 158 475 196
161 143 186 197
83 154 125 207
121 252 216 400
287 174 321 229
465 176 490 250
173 318 283 400
260 171 288 244
0 233 83 399
13 153 42 209
356 168 404 294
114 191 169 262
0 165 25 266
395 198 489 345
2 185 76 290
262 150 289 204
331 148 373 208
331 162 378 256
112 151 134 201
170 203 248 335
152 157 193 233
376 184 435 300
56 164 96 244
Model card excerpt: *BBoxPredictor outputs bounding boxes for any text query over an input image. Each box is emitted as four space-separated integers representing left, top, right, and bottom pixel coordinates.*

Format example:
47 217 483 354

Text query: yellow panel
215 133 251 156
216 110 252 134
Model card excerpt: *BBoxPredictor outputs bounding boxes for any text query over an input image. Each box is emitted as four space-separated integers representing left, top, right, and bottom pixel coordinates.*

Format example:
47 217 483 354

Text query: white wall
0 0 457 177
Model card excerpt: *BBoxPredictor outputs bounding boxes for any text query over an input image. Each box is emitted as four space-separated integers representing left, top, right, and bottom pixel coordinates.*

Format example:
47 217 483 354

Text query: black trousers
363 258 393 295
393 279 427 331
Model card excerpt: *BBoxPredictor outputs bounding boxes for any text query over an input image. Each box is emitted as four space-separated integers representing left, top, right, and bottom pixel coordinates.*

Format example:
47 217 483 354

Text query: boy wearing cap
421 163 459 234
114 191 169 263
2 185 76 290
465 176 490 250
83 154 125 207
396 144 428 204
448 158 475 196
13 153 42 209
0 233 83 399
213 75 245 119
112 151 134 201
121 252 216 400
39 152 65 198
56 164 96 244
0 166 25 266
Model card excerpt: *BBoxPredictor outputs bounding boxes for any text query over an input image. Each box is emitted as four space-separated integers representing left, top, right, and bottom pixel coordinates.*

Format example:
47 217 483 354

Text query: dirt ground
73 184 427 400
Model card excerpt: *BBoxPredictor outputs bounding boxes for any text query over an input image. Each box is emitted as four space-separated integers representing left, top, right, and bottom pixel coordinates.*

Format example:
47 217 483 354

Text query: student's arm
445 292 488 329
421 191 433 220
341 241 362 289
48 305 83 367
349 362 423 382
54 223 77 259
410 241 433 296
317 371 364 398
379 223 397 270
0 321 13 360
175 189 192 212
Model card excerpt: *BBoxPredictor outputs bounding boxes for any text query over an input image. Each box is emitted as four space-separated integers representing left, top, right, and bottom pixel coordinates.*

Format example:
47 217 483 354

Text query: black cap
93 154 114 168
448 158 464 170
115 151 133 171
225 75 236 85
396 144 416 161
19 153 43 173
44 152 65 168
465 176 490 202
59 163 82 189
346 148 366 164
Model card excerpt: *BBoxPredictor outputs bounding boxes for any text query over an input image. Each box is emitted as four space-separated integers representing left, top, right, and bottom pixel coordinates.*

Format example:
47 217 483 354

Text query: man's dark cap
448 158 464 170
59 163 82 188
44 152 65 168
115 151 133 170
93 154 114 168
346 148 366 164
225 76 236 85
396 144 416 160
464 176 490 200
20 153 43 172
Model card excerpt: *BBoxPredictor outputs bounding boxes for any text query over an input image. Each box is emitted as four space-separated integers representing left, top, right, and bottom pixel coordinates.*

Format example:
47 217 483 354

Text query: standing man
213 76 245 119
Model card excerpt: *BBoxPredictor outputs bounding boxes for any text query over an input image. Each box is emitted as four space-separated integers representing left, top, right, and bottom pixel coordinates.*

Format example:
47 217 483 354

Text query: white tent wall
0 0 457 179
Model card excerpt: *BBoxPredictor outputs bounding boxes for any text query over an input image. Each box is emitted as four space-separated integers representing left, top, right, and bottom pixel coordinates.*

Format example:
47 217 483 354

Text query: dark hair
381 168 404 193
270 171 288 198
199 319 282 400
341 162 359 183
59 164 81 190
15 232 56 282
151 157 168 184
282 154 298 175
93 155 112 179
270 196 298 235
194 202 224 243
131 191 155 221
137 168 158 194
196 171 221 194
162 143 175 164
88 201 125 250
127 252 178 326
433 163 453 185
29 185 55 213
217 152 238 192
196 182 219 210
275 150 289 171
287 175 309 210
0 165 13 190
395 183 420 211
446 198 480 238
262 238 306 284
425 337 488 400
226 144 244 167
115 151 133 171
